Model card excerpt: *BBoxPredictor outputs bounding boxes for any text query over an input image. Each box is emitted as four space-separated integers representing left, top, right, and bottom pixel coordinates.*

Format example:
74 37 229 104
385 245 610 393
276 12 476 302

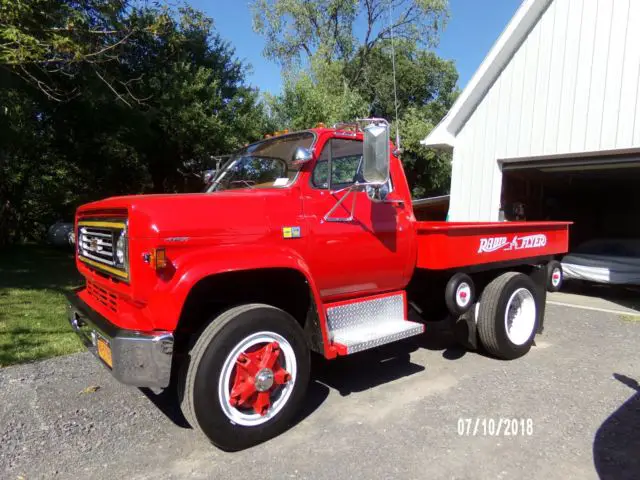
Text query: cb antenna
388 2 401 152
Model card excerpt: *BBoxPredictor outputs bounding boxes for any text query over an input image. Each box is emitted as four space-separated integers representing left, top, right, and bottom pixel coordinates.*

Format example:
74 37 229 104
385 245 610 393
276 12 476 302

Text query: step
331 319 425 354
325 292 425 355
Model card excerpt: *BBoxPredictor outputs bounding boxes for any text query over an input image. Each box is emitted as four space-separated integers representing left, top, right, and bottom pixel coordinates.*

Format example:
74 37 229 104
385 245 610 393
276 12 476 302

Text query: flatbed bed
416 221 570 270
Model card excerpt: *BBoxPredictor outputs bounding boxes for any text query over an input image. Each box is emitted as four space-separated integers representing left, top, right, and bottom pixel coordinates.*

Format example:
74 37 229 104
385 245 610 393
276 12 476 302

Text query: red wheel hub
229 341 292 416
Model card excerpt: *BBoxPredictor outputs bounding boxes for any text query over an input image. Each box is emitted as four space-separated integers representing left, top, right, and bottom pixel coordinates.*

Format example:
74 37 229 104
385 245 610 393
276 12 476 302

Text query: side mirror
292 147 313 167
362 123 390 184
202 169 218 184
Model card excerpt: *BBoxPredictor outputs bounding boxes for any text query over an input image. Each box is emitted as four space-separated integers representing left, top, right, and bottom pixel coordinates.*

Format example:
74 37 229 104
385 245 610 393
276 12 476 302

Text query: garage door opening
500 153 640 299
501 155 640 249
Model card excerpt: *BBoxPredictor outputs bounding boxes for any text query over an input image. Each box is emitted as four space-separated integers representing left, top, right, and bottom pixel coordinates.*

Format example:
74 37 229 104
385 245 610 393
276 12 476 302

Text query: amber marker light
154 247 168 269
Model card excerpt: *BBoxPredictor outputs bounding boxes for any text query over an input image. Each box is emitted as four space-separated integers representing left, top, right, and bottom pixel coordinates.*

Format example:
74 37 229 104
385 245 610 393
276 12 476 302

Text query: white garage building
422 0 640 245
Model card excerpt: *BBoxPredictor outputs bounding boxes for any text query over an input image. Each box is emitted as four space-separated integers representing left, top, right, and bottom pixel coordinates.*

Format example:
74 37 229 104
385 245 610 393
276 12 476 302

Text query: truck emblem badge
478 234 547 253
90 238 98 251
282 226 301 239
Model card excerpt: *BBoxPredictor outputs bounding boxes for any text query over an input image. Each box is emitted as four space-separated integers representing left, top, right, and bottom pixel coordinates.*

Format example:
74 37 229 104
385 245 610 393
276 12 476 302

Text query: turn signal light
154 248 168 269
144 247 168 270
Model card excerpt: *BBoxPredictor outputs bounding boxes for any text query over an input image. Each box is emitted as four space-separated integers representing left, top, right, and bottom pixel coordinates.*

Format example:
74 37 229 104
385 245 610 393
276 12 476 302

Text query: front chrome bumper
67 288 174 389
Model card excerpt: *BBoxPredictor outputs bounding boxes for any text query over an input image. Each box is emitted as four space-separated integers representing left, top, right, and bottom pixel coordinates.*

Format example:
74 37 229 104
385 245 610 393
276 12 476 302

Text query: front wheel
477 272 540 360
180 304 310 451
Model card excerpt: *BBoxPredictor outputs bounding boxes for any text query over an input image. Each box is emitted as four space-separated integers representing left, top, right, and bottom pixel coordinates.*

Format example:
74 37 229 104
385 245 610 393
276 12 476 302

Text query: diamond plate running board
326 292 425 355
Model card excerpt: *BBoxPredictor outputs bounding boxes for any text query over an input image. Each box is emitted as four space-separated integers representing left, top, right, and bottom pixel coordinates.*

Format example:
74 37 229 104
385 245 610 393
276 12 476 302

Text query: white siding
599 0 629 150
618 0 640 147
449 0 640 221
542 0 569 153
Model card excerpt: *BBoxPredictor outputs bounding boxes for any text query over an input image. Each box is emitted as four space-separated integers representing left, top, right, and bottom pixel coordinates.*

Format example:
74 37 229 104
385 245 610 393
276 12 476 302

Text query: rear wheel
180 304 310 451
477 272 540 359
546 260 563 292
445 272 475 315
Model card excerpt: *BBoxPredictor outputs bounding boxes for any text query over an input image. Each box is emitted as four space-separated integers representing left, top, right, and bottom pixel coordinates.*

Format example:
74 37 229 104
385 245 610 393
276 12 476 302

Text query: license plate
96 336 113 368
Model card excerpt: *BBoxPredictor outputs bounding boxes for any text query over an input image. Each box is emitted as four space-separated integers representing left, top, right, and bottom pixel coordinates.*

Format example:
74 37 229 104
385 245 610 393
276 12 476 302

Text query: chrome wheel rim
504 288 536 346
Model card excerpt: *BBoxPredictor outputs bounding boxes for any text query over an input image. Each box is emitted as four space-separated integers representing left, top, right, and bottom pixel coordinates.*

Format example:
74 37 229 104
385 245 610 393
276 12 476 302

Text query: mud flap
452 309 478 350
529 265 548 334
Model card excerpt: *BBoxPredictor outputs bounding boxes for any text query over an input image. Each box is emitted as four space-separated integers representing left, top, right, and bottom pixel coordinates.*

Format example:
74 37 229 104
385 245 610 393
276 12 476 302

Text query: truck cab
68 119 570 451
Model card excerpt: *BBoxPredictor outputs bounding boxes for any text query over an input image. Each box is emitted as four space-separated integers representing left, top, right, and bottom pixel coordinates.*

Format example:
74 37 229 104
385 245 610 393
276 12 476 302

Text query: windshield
207 132 315 192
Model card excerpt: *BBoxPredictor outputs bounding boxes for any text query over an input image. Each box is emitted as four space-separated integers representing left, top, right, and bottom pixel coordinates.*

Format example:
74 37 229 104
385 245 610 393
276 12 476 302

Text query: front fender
145 244 332 355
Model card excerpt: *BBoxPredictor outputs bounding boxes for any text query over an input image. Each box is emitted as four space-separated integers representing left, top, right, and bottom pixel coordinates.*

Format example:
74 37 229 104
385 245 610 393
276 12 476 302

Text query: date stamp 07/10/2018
457 417 534 436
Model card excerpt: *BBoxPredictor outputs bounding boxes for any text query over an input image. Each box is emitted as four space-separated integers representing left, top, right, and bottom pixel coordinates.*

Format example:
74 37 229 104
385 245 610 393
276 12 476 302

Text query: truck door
302 137 414 300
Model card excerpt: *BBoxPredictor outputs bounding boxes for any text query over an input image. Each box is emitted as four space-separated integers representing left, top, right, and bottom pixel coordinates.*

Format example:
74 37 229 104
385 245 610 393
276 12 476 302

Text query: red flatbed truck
67 119 570 450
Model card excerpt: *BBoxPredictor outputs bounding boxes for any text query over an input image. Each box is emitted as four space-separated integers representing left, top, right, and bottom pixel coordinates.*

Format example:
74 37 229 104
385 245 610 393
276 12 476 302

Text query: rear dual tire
477 272 540 360
179 304 310 451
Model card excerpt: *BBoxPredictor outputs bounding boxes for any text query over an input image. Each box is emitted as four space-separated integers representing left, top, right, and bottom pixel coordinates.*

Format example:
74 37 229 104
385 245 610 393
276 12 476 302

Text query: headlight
116 230 127 266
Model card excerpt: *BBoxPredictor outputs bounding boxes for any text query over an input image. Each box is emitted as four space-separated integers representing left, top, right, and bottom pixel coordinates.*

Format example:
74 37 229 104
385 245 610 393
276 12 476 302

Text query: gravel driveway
1 304 639 479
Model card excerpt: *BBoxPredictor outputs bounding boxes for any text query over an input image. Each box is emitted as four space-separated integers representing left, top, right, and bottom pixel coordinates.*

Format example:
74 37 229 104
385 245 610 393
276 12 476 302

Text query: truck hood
77 191 273 240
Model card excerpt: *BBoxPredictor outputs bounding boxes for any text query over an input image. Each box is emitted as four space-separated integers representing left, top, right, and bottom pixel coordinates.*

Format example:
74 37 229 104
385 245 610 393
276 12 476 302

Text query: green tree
393 107 452 198
111 7 269 191
265 59 369 130
252 0 457 198
346 40 457 120
1 3 269 244
251 0 448 67
0 0 168 103
349 41 458 197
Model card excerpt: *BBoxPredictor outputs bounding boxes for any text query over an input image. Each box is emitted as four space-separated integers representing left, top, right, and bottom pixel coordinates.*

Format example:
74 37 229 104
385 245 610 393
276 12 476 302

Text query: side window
312 139 363 189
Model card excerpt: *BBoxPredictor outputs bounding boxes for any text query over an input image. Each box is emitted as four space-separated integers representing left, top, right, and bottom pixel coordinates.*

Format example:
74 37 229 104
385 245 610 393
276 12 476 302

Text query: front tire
477 272 540 360
180 304 310 451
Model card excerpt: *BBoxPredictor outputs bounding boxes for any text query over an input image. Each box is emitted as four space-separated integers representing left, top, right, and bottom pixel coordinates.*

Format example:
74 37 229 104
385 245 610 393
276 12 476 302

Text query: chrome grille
77 219 128 280
79 227 117 265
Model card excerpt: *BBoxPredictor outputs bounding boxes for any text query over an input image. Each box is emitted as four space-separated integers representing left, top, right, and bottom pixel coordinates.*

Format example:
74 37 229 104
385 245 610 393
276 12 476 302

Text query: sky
189 0 523 95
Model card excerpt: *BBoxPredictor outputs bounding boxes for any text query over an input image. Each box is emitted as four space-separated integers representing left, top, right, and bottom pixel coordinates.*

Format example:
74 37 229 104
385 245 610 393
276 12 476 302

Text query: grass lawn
0 245 84 367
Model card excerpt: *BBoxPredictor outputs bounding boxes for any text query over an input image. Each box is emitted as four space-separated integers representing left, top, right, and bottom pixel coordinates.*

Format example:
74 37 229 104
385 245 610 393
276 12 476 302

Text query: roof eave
419 126 456 150
420 0 553 150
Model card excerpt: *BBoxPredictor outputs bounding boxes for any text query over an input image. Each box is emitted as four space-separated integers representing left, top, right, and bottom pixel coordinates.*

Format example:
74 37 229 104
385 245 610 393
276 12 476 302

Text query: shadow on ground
145 320 465 435
141 376 332 439
593 374 640 480
140 387 192 429
562 281 640 314
311 317 468 396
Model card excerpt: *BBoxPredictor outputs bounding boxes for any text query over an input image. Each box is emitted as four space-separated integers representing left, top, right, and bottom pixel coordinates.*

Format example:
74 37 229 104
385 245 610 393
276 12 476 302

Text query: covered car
562 239 640 285
46 221 75 248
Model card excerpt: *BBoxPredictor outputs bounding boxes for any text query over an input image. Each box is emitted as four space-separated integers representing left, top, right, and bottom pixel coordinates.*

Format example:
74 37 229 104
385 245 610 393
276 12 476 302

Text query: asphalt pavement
1 304 639 480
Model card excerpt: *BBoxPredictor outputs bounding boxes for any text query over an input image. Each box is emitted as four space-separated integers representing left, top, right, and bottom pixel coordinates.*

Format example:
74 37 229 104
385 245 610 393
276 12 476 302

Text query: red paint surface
415 222 570 270
74 127 571 358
